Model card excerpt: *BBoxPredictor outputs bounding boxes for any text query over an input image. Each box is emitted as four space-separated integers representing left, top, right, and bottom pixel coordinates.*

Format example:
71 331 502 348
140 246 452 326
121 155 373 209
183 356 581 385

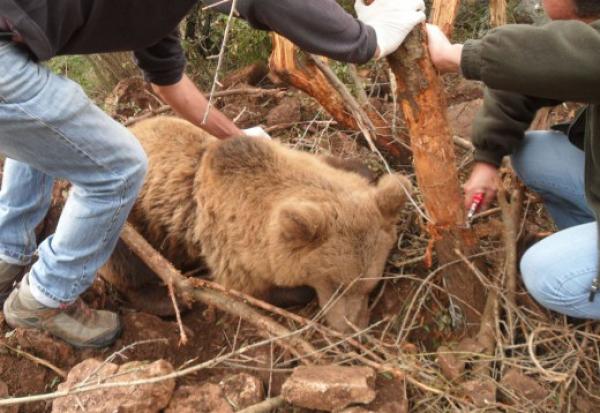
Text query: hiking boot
3 276 121 348
0 261 25 305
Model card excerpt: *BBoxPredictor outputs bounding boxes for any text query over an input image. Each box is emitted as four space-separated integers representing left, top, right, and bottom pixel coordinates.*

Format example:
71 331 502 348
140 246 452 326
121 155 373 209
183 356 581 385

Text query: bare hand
463 162 500 211
426 24 463 73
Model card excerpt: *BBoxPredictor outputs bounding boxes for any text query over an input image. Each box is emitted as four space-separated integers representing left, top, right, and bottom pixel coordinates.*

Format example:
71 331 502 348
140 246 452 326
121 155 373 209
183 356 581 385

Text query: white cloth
243 126 272 140
355 0 426 58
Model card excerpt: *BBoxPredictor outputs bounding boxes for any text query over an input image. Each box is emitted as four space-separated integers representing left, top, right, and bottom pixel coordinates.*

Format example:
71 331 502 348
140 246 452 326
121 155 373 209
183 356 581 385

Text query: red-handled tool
466 192 484 228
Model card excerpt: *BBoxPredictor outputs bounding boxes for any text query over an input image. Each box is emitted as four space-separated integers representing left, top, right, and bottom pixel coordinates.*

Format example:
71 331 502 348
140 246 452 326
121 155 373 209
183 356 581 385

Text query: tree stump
387 26 485 331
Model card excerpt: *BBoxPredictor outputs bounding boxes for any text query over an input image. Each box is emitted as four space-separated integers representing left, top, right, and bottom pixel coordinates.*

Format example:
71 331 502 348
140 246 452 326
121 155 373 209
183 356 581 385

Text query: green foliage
46 55 100 97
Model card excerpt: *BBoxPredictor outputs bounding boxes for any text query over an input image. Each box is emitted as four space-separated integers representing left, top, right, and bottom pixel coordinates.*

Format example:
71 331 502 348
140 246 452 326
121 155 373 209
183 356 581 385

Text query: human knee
520 243 554 306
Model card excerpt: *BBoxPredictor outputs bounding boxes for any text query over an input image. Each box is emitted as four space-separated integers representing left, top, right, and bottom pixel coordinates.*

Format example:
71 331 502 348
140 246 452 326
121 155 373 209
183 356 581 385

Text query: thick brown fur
103 117 412 331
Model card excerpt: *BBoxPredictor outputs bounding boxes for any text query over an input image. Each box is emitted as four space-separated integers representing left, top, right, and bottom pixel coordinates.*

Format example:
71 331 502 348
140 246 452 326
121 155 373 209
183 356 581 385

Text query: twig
237 396 285 413
119 223 319 362
203 0 238 124
0 328 311 408
0 343 67 379
167 280 189 346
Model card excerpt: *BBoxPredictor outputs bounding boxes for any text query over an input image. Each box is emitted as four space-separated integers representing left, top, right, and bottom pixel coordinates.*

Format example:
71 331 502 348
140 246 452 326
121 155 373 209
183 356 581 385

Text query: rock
266 97 302 126
282 366 376 412
0 380 18 413
436 346 465 381
461 379 497 408
165 384 233 413
52 358 175 413
367 375 408 413
220 373 264 410
456 337 486 356
500 368 549 404
447 99 483 139
13 328 74 367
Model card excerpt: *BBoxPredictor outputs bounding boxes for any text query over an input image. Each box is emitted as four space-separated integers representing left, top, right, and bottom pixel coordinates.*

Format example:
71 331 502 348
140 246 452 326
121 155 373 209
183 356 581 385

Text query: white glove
355 0 426 59
243 126 272 140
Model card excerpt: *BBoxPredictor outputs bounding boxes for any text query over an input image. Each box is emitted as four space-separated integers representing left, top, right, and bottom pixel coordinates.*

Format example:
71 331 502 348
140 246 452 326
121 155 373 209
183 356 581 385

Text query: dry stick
202 0 238 124
119 223 319 362
123 88 283 127
0 330 310 408
498 184 524 346
0 343 67 379
237 396 285 413
167 280 188 346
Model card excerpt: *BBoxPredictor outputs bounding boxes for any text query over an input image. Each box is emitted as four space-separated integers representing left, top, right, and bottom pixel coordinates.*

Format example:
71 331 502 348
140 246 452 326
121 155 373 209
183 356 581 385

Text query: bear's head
267 173 412 332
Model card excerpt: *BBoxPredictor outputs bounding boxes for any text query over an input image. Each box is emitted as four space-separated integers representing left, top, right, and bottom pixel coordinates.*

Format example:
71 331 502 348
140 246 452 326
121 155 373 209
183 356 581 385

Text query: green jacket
460 19 600 296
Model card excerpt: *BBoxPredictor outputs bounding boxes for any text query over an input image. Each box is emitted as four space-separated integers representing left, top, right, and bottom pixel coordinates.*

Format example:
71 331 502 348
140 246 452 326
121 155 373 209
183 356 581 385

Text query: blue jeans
0 42 147 307
512 130 599 319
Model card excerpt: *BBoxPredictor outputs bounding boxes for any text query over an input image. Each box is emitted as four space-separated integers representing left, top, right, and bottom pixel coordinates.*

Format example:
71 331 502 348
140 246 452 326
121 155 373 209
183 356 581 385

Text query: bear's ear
375 174 413 220
277 201 330 248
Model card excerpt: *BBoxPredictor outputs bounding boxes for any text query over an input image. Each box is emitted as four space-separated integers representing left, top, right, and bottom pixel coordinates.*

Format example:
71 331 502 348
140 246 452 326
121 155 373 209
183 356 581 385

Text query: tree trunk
429 0 462 36
387 26 484 331
86 52 139 92
269 34 410 162
490 0 507 27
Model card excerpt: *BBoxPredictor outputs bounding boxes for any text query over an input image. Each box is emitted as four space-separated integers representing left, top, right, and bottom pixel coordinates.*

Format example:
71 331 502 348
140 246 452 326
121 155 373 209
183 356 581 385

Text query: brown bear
102 117 412 332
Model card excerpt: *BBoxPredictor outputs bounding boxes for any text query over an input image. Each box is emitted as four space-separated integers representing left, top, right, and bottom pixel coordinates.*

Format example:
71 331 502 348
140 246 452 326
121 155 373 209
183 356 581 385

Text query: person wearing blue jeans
512 131 598 319
0 0 426 348
425 0 600 320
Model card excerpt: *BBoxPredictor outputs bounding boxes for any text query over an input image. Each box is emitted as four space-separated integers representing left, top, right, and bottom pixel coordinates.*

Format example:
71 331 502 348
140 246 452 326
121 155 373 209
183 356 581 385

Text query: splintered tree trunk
490 0 507 27
269 34 410 162
387 26 484 330
429 0 462 36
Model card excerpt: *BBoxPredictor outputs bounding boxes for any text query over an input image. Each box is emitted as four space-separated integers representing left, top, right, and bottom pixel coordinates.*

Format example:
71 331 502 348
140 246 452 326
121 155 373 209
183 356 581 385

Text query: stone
266 97 302 126
165 384 233 413
282 366 376 412
52 358 175 413
0 381 18 413
500 368 549 404
461 379 497 408
456 337 486 356
436 346 465 381
220 373 264 410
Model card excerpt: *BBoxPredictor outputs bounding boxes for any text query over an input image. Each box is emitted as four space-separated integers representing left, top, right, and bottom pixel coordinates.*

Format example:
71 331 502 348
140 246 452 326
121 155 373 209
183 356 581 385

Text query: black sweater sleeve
203 0 377 64
133 29 186 86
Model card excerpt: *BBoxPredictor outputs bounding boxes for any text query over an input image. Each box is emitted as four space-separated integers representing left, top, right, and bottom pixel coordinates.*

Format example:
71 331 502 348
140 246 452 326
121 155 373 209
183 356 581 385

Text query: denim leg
511 130 594 229
0 159 54 265
0 42 147 306
521 222 600 319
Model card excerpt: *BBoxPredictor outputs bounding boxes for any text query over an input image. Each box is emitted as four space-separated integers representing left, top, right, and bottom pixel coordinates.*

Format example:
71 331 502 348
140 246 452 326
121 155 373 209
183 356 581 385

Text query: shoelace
60 299 94 322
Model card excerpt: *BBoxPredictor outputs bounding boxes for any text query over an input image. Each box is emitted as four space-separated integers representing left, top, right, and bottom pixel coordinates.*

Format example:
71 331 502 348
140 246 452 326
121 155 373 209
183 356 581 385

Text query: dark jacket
460 20 600 286
1 0 377 85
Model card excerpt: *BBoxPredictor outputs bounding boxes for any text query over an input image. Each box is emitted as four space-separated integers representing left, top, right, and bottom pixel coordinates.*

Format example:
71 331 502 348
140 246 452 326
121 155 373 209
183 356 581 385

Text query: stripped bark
387 26 484 330
429 0 462 36
269 34 410 162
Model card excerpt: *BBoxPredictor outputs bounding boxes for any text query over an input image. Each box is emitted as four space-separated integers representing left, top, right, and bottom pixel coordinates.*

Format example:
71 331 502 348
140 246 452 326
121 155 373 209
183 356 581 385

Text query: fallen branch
119 223 319 362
